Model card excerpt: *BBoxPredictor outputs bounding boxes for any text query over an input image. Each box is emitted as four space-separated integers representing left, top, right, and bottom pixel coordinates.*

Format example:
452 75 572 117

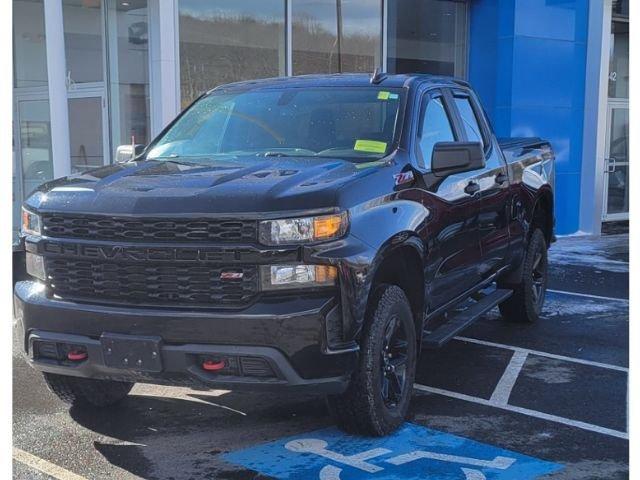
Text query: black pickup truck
15 73 555 436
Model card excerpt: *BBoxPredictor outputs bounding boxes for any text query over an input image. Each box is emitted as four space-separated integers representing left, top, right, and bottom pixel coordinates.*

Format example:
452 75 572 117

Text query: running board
422 289 513 349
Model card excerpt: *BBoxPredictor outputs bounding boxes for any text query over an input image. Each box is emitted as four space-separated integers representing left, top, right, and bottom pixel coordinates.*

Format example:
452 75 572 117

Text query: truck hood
26 158 385 216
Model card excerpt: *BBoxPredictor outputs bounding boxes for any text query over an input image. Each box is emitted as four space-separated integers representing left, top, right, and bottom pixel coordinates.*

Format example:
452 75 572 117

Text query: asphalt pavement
12 234 629 479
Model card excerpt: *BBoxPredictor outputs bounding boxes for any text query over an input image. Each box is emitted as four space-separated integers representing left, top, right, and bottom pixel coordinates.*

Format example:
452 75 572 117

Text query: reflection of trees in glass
292 14 379 75
179 5 380 107
179 14 284 108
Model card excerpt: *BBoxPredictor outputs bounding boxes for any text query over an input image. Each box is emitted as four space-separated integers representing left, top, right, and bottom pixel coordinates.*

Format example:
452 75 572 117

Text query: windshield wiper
147 156 203 167
258 152 295 157
257 151 320 158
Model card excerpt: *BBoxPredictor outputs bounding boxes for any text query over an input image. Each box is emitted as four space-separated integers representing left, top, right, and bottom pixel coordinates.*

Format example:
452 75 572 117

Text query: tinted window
148 87 403 162
418 97 454 167
454 97 484 148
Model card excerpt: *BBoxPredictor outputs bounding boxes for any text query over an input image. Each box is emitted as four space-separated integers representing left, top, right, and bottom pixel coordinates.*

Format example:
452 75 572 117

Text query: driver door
415 89 484 309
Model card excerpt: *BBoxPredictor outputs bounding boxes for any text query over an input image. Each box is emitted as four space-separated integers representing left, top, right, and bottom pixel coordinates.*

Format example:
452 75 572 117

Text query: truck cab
15 73 554 436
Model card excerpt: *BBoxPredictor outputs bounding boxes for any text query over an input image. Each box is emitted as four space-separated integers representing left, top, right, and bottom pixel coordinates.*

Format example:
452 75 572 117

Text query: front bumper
14 281 357 394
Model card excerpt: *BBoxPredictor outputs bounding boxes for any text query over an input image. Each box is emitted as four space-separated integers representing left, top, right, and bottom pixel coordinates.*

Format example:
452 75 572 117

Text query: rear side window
418 97 455 167
454 97 484 149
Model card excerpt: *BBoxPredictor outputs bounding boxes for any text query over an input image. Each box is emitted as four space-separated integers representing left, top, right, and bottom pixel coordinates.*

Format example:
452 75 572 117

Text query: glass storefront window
608 21 629 99
62 0 104 85
179 0 286 108
13 0 48 88
107 0 150 147
387 0 468 77
292 0 381 75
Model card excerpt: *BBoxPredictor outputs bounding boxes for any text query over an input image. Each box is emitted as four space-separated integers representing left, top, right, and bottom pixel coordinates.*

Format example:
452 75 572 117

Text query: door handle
464 181 480 196
605 157 616 173
495 172 508 185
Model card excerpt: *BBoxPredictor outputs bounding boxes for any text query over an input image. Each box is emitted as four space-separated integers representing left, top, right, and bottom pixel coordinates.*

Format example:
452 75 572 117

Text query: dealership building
12 0 628 239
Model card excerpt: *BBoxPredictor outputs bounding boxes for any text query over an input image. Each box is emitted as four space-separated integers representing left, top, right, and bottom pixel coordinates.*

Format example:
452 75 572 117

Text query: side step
422 289 513 349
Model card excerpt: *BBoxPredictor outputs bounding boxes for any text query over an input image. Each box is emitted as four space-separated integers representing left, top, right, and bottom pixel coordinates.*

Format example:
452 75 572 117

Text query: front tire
499 228 548 323
327 284 417 436
43 373 134 408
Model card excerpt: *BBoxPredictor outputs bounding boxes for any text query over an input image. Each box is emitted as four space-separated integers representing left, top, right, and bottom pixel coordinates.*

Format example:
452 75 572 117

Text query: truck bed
498 137 555 189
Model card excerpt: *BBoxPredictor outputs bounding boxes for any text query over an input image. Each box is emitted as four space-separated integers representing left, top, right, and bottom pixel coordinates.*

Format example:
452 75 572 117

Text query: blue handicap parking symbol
224 423 562 479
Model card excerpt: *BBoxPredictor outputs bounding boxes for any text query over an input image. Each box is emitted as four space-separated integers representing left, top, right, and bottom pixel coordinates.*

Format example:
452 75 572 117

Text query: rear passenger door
414 89 483 308
450 89 511 279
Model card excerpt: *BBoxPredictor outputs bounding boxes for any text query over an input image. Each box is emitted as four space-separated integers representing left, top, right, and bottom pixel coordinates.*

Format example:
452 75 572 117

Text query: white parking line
489 350 528 405
413 384 629 440
547 289 629 302
13 447 88 480
454 336 628 373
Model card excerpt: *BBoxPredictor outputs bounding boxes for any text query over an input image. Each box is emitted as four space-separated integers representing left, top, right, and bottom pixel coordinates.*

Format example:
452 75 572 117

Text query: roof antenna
370 67 386 85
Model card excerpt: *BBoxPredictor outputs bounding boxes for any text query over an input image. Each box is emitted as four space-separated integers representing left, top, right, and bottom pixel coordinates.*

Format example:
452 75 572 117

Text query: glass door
603 103 629 220
67 91 109 173
603 17 629 221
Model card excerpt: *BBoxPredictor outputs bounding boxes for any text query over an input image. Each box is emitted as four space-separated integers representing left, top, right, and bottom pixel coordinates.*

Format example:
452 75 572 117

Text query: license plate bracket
101 333 163 373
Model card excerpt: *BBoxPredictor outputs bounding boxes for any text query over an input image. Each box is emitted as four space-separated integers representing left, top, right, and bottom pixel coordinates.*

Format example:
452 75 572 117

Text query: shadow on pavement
69 391 329 479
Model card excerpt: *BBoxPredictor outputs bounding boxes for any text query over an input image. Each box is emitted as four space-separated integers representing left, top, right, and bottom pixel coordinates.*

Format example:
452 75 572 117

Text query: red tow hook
202 359 225 372
67 349 88 361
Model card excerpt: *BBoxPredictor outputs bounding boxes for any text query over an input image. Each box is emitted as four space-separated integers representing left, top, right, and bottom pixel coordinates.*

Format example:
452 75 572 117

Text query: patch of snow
549 234 628 273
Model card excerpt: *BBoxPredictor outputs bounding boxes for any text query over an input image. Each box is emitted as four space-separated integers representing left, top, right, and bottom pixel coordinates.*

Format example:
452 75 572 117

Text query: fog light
260 264 337 290
25 253 46 281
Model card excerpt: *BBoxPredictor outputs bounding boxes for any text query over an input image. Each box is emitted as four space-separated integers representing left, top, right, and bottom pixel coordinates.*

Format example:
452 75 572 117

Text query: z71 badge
393 170 414 186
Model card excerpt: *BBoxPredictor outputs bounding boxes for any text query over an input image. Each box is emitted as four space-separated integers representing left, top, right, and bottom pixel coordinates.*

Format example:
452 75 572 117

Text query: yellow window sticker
377 91 390 100
354 139 387 154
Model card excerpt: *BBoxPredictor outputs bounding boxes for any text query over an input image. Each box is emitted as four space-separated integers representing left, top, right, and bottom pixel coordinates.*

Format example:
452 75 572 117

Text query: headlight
26 253 46 281
260 264 337 290
259 212 348 245
21 207 41 236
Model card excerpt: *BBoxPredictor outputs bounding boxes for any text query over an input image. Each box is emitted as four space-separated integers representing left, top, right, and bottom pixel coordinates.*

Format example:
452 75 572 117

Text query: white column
44 0 71 178
106 1 121 147
579 0 612 235
149 0 180 136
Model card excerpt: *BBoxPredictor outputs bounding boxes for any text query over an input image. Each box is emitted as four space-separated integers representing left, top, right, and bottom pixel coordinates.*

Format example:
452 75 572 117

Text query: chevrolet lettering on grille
220 272 244 280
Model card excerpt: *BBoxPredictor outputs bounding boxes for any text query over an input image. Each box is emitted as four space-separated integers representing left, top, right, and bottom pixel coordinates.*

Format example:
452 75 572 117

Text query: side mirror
431 142 485 177
115 144 145 163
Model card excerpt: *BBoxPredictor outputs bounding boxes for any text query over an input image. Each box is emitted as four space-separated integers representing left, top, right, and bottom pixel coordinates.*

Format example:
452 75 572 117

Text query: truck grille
45 259 259 308
41 214 257 243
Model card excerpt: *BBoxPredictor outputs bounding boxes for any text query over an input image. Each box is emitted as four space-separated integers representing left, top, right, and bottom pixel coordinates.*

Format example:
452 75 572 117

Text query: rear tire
327 284 417 436
43 373 134 408
499 228 548 323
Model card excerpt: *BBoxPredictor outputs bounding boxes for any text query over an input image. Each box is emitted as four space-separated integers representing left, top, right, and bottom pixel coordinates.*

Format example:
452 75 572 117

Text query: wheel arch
531 188 554 247
366 235 426 343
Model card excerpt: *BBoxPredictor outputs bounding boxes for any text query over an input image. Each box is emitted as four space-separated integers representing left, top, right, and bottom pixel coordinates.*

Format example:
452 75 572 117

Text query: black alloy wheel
380 314 409 409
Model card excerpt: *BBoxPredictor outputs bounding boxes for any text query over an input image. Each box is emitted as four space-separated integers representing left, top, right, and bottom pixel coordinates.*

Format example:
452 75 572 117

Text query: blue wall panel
469 0 589 234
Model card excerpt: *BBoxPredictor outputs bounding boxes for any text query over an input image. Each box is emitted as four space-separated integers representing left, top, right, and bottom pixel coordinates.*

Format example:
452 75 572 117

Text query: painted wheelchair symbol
285 438 516 479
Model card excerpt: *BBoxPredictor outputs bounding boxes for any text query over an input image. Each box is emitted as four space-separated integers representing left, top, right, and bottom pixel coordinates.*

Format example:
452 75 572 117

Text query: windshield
147 87 404 162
